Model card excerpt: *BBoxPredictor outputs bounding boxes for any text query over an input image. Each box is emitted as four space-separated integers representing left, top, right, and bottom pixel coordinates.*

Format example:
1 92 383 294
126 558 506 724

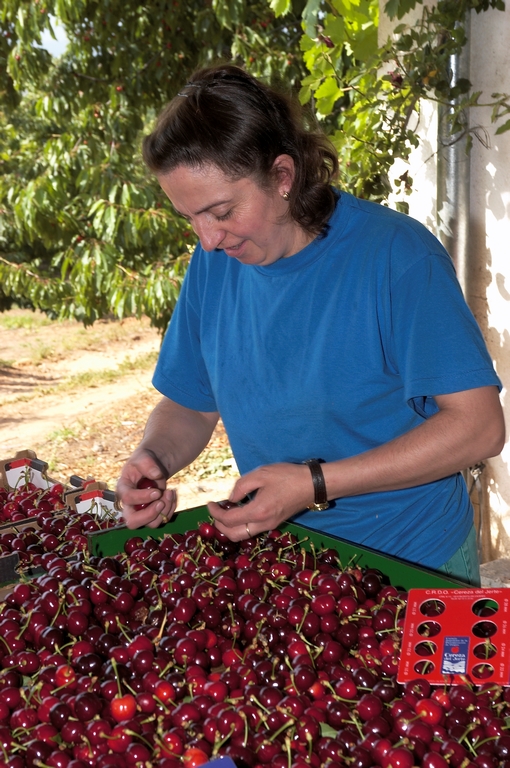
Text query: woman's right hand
116 448 177 529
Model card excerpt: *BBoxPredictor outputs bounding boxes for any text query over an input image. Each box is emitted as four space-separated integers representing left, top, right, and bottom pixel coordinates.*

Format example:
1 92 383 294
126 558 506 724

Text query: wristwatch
302 459 330 511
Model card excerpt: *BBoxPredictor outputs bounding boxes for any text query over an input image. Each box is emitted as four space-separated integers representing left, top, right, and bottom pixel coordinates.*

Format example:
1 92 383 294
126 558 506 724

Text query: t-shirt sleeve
390 249 502 419
152 257 218 413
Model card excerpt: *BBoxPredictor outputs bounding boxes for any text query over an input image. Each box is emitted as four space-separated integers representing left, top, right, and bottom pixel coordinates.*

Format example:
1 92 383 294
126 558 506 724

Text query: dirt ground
0 309 237 510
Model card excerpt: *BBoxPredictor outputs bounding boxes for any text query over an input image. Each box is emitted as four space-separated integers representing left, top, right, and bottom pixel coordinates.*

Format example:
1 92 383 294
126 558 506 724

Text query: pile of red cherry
0 482 118 564
0 483 69 524
1 510 510 767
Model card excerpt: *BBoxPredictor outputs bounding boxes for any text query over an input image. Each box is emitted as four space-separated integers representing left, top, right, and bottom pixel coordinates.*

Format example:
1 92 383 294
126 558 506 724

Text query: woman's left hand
208 462 315 541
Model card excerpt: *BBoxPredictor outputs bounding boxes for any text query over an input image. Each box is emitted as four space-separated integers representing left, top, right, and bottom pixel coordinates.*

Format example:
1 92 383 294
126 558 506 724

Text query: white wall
379 2 439 230
468 5 510 558
379 1 510 560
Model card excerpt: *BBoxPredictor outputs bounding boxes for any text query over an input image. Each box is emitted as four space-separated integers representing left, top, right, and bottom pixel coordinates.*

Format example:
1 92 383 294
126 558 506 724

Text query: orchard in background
1 0 508 329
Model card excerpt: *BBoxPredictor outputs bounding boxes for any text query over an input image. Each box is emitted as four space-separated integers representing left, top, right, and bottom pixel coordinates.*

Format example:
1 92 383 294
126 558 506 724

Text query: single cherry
134 477 159 510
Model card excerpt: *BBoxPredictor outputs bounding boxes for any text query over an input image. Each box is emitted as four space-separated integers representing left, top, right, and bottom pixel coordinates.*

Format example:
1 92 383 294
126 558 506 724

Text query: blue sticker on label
441 636 470 675
204 759 238 768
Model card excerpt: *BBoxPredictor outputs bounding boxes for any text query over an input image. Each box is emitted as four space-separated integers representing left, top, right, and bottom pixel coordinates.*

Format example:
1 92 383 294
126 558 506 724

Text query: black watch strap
302 458 329 511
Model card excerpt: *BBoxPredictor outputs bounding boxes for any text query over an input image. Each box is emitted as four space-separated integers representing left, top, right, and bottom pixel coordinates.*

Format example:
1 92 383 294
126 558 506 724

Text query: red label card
398 588 510 685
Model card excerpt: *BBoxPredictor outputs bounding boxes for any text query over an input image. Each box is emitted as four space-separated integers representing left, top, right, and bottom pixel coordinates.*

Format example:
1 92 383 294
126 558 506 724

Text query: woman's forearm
322 385 505 500
140 396 220 477
117 396 220 529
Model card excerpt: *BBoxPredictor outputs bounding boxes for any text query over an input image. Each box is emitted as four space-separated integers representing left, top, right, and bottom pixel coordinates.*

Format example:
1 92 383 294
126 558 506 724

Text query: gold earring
282 191 290 201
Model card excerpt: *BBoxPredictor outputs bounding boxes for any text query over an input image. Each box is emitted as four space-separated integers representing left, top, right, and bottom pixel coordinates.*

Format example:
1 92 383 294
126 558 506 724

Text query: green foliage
297 0 509 202
0 0 305 329
384 0 421 20
1 0 508 325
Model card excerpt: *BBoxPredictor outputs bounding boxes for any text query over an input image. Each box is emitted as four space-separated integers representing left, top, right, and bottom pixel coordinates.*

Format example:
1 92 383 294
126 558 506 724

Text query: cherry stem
323 679 360 704
249 694 270 715
241 711 249 747
81 735 94 759
154 694 172 713
24 680 42 706
51 681 76 695
49 603 63 628
0 636 13 653
309 541 317 571
110 656 123 698
306 731 313 761
154 610 168 644
296 604 309 634
207 565 230 584
126 728 154 749
159 660 175 678
473 734 501 750
212 724 237 755
11 728 31 743
347 712 364 738
118 621 133 642
283 735 292 768
457 722 482 755
269 717 294 742
123 679 138 696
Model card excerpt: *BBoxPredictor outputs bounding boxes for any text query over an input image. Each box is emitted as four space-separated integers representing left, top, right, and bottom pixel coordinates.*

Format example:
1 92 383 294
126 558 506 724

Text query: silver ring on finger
245 522 251 538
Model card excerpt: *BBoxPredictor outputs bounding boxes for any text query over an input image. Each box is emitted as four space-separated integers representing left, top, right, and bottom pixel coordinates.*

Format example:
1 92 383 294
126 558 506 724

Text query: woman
117 64 505 585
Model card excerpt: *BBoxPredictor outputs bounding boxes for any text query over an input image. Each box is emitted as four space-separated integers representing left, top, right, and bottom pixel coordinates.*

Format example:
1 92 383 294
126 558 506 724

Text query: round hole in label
414 660 435 675
417 621 441 638
473 642 497 660
471 663 494 680
419 599 446 617
414 641 437 657
472 620 497 638
472 599 499 617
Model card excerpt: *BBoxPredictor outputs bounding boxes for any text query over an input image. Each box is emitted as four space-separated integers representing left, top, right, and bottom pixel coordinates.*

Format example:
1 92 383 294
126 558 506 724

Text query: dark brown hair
142 64 339 236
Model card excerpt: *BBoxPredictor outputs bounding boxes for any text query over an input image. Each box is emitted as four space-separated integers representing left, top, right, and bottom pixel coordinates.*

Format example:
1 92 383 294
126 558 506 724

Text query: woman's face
157 159 312 266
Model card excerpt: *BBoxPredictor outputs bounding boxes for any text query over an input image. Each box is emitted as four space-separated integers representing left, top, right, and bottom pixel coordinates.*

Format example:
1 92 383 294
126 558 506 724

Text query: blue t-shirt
153 192 501 569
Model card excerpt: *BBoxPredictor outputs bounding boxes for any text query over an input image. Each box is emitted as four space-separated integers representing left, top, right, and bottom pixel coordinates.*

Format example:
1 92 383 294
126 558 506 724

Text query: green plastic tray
87 505 464 591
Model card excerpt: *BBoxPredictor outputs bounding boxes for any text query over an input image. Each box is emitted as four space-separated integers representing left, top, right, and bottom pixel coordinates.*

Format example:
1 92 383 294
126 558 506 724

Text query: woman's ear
272 154 296 197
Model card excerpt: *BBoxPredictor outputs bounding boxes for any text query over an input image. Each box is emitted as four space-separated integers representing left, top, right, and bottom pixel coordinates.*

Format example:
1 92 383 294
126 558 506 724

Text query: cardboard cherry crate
0 450 118 588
